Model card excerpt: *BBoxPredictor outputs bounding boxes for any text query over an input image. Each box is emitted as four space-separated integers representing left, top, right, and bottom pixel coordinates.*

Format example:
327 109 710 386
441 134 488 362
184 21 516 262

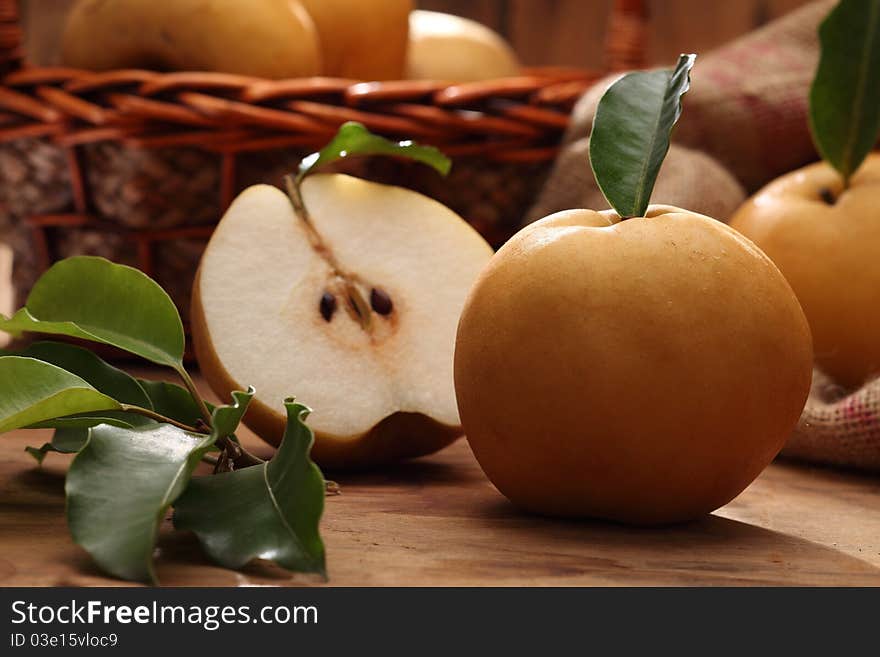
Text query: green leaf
25 445 50 465
29 414 136 430
66 389 253 583
135 379 230 445
18 341 152 408
136 379 212 428
809 0 880 186
0 257 185 369
48 427 94 452
26 426 100 464
66 424 208 583
298 121 451 181
174 400 326 576
589 54 696 218
0 356 122 434
14 342 153 459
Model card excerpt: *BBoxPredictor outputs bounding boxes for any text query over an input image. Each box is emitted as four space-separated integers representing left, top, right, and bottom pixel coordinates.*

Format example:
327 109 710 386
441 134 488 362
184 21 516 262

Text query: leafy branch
0 122 453 584
0 257 327 583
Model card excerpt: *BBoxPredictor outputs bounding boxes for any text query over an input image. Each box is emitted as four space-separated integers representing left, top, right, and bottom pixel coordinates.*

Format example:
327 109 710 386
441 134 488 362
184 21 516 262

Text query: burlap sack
527 138 745 224
565 0 834 192
785 371 880 471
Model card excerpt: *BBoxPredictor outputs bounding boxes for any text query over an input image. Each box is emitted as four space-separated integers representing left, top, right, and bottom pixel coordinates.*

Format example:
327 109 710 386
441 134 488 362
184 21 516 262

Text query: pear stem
283 174 373 333
818 187 837 205
214 436 265 471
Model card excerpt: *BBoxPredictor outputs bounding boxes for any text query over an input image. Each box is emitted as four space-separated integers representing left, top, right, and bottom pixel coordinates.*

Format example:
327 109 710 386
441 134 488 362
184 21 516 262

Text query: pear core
193 175 493 468
454 205 813 524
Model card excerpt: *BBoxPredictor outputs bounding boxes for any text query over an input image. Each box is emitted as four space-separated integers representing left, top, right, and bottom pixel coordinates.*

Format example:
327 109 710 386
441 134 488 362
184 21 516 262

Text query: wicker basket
0 0 648 325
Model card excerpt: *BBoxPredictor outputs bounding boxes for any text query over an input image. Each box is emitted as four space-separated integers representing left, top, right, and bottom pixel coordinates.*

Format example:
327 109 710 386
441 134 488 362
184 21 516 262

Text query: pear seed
319 292 337 322
370 287 393 315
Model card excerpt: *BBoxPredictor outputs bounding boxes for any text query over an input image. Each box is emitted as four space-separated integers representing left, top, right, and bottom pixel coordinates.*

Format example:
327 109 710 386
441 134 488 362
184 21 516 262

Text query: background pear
62 0 322 78
731 155 880 388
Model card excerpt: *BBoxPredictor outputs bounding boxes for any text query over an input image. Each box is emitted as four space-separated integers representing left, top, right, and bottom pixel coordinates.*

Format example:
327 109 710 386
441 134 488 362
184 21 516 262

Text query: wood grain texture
413 1 815 68
506 0 612 70
0 370 879 587
645 0 760 65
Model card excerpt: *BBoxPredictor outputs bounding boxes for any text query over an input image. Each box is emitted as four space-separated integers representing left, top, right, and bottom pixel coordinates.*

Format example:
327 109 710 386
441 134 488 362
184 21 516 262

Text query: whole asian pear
454 205 813 524
730 155 880 388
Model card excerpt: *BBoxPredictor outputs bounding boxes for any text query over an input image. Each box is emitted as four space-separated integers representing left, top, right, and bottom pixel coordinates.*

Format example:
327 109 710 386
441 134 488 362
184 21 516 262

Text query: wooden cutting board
1 372 879 587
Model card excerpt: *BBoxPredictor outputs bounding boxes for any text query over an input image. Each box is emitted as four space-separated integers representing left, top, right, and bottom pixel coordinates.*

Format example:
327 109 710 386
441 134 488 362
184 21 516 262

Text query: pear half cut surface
192 174 493 468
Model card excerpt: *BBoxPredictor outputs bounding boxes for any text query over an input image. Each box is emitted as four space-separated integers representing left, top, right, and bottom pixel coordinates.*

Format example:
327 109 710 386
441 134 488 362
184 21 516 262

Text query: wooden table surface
1 373 879 587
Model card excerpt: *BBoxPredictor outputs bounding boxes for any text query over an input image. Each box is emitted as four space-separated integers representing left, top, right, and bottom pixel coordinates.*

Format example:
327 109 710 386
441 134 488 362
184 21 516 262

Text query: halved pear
192 174 493 468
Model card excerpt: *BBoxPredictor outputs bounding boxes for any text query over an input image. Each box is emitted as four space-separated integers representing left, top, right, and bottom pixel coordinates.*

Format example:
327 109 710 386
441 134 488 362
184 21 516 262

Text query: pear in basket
62 0 321 78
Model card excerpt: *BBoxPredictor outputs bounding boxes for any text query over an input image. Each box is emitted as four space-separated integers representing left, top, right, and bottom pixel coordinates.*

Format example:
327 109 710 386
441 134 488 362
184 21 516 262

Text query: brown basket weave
0 0 648 324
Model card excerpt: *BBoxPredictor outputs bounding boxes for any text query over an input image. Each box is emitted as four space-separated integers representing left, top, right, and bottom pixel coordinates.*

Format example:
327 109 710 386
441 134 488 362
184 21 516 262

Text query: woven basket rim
0 66 601 150
0 0 650 149
0 0 650 339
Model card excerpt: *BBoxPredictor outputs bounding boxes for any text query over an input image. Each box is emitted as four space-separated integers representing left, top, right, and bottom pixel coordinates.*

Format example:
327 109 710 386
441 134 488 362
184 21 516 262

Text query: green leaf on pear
65 389 254 584
0 356 122 434
809 0 880 187
173 400 326 576
298 121 451 182
0 257 185 369
589 53 696 218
